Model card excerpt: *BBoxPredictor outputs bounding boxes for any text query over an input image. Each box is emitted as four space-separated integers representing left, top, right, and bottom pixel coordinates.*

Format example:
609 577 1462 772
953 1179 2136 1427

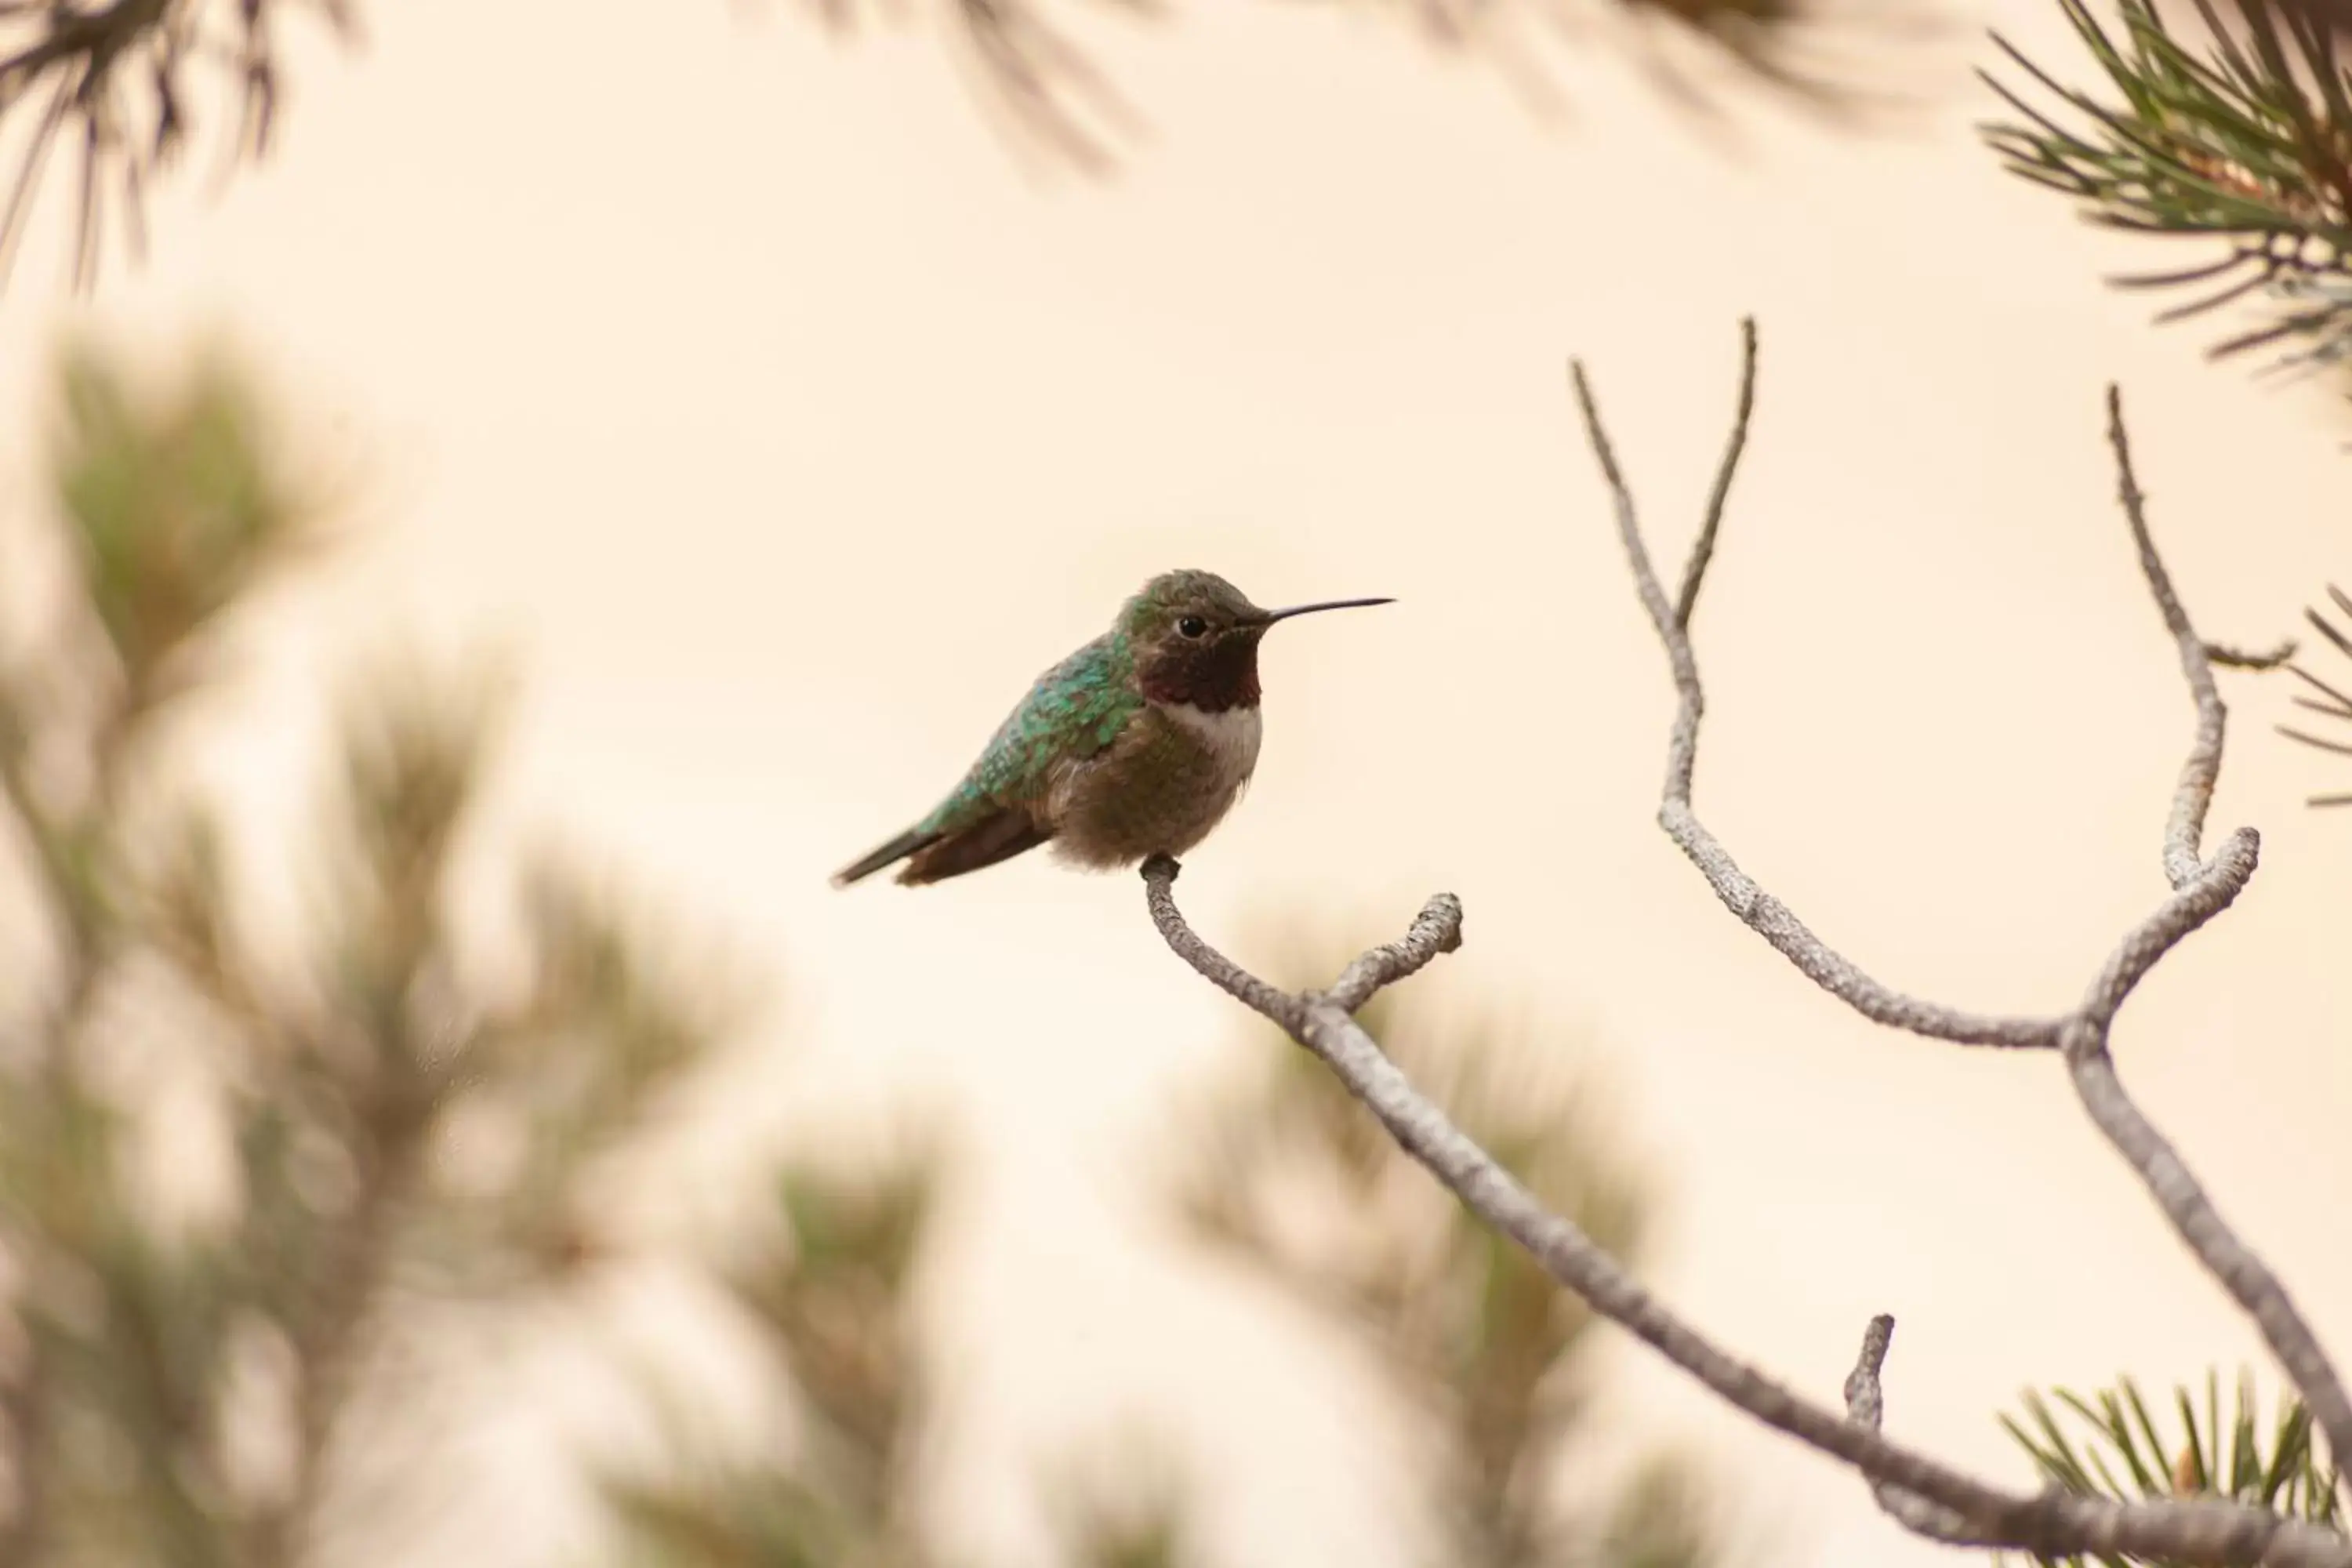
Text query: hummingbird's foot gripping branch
1138 858 2352 1568
1581 320 2352 1533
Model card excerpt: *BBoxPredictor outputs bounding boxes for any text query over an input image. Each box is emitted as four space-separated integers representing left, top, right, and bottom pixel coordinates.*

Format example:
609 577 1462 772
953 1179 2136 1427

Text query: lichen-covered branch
1577 318 2352 1486
1141 858 2352 1568
1571 348 2064 1053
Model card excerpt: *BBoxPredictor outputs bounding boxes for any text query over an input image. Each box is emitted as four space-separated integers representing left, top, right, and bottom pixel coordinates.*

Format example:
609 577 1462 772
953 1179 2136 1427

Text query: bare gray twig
1583 318 2352 1502
1675 314 1756 632
2105 389 2230 890
1570 340 2063 1053
1320 892 1464 1013
1140 856 2352 1568
1840 1316 1995 1548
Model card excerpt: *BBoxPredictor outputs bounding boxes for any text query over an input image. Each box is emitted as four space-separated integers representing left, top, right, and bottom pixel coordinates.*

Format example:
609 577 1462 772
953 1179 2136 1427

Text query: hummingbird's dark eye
1177 615 1209 639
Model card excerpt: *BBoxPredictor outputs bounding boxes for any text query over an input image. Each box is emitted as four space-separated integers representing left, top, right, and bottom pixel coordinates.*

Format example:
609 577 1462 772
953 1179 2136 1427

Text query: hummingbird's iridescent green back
916 632 1142 835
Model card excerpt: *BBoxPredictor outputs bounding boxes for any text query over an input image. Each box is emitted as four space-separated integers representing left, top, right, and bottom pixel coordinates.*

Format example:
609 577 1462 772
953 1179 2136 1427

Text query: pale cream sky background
0 1 2348 1563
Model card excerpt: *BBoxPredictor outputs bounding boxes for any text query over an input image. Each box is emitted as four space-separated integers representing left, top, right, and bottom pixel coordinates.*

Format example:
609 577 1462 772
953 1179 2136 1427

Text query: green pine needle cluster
2279 583 2352 803
1998 1372 2345 1568
1982 0 2352 369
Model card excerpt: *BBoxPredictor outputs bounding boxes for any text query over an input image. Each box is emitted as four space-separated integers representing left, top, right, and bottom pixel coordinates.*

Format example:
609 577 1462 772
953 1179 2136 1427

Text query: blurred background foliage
1171 932 1728 1568
0 339 735 1565
595 931 1737 1568
593 1136 1209 1568
0 339 1745 1566
597 1145 949 1568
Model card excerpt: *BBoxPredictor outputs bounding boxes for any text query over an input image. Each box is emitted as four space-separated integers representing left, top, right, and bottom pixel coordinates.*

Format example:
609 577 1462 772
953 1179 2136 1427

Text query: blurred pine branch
0 0 1893 293
600 1146 942 1568
799 0 1887 177
0 339 733 1566
1043 1437 1200 1568
0 0 358 292
595 1138 1209 1568
1170 927 1736 1568
594 923 1740 1568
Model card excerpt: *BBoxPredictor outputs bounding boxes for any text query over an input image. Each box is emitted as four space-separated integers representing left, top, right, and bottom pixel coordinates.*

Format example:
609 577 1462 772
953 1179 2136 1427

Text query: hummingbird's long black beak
1254 597 1395 626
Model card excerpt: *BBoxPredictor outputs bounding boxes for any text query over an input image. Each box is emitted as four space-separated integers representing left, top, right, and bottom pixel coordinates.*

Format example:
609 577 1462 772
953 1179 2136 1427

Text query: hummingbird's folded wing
916 633 1140 837
834 635 1140 887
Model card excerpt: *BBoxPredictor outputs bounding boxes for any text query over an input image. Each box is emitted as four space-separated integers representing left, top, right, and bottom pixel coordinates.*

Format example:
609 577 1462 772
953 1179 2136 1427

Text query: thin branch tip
1676 315 1761 629
1320 891 1466 1013
1844 1313 1894 1414
1566 360 1621 487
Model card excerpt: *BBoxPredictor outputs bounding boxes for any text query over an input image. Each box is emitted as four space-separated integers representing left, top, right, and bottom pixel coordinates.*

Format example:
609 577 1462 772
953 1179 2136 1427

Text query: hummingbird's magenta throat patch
1138 633 1263 713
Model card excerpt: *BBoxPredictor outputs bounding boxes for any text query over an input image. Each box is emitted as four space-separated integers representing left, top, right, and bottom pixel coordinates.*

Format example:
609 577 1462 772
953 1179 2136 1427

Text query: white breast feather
1162 701 1262 786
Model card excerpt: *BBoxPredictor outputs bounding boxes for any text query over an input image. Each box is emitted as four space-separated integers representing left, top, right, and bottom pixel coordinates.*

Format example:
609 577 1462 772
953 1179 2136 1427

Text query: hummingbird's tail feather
896 809 1051 884
833 827 945 887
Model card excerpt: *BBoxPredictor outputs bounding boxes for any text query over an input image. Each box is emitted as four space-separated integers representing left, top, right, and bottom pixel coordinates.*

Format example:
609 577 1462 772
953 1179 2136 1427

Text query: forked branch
1140 318 2352 1567
1575 319 2352 1490
1142 858 2351 1567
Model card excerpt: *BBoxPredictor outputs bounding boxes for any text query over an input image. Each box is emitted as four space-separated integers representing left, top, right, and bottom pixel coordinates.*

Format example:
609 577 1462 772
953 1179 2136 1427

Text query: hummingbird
833 569 1392 887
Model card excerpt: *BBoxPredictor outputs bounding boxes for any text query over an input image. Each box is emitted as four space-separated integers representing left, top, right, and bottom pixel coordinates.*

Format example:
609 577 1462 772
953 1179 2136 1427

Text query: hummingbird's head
1118 569 1391 713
